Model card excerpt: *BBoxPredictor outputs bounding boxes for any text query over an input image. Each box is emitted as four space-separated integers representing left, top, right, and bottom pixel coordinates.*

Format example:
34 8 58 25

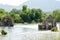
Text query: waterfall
56 23 60 31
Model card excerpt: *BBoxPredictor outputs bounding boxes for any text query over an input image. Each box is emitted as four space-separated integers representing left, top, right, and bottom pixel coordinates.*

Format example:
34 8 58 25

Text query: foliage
51 27 58 32
1 30 7 35
32 20 36 24
0 8 7 18
22 5 27 13
0 5 60 23
52 9 60 22
41 12 47 21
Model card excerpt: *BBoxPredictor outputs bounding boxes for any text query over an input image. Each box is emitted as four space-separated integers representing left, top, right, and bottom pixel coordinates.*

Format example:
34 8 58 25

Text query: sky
0 0 29 6
28 0 60 12
56 0 60 1
0 0 60 12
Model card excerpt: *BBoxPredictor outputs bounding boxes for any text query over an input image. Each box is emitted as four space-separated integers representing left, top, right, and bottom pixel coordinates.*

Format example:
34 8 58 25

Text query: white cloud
0 0 29 6
56 0 60 1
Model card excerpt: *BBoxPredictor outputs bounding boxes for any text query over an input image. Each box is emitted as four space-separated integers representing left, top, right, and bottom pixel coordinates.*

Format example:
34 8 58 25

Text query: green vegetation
1 30 7 35
51 27 58 32
52 10 60 22
0 5 60 23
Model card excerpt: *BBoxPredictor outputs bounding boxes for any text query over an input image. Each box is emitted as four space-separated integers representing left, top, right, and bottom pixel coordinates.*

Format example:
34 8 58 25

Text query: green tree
20 12 32 23
53 9 60 22
22 5 27 13
10 8 20 14
0 8 6 14
42 13 47 21
0 8 7 18
30 8 42 22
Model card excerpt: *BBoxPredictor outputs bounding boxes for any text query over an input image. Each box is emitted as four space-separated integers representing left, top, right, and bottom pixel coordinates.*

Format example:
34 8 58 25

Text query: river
0 23 60 40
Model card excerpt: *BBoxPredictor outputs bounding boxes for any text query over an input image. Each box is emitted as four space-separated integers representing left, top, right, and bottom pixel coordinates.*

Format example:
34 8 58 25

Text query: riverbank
15 22 60 24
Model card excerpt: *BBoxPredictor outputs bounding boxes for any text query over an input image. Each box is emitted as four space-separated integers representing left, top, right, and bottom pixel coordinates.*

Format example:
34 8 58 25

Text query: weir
38 15 57 30
57 23 60 31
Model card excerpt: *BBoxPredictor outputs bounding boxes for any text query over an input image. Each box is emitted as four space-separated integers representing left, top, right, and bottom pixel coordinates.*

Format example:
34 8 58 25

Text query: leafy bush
1 30 7 35
32 20 36 24
51 27 58 32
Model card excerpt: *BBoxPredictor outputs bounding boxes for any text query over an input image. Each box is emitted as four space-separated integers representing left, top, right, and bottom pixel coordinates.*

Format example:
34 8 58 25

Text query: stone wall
0 16 14 26
38 16 56 30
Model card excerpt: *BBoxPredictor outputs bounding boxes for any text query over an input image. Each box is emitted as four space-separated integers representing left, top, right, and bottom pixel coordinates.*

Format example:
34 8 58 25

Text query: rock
1 16 14 26
1 30 7 35
38 15 56 30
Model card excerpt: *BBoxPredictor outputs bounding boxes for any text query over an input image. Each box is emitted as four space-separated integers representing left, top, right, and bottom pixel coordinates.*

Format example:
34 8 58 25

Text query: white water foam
56 23 60 31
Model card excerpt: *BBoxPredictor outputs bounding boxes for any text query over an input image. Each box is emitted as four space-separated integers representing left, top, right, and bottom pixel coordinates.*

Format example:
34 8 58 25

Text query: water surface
0 24 60 40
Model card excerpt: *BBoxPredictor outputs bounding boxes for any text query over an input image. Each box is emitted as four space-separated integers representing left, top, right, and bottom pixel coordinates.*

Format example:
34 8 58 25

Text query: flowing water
0 23 60 40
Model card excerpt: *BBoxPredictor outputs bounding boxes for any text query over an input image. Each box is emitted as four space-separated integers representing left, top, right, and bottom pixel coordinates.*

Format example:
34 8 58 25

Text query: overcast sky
0 0 60 12
0 0 29 6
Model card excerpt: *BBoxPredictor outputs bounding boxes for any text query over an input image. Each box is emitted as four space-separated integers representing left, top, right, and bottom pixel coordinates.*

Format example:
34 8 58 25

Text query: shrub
1 30 7 35
32 20 36 24
51 27 58 32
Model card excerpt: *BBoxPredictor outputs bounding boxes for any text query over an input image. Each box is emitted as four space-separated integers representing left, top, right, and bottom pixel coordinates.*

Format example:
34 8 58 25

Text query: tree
53 9 60 22
22 5 27 13
35 9 42 22
42 12 47 21
20 5 32 23
0 8 6 14
30 8 42 22
0 8 7 18
20 12 32 23
10 8 20 14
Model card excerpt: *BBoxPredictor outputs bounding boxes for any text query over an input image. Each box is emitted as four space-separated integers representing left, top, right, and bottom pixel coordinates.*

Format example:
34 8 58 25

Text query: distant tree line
0 5 60 23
